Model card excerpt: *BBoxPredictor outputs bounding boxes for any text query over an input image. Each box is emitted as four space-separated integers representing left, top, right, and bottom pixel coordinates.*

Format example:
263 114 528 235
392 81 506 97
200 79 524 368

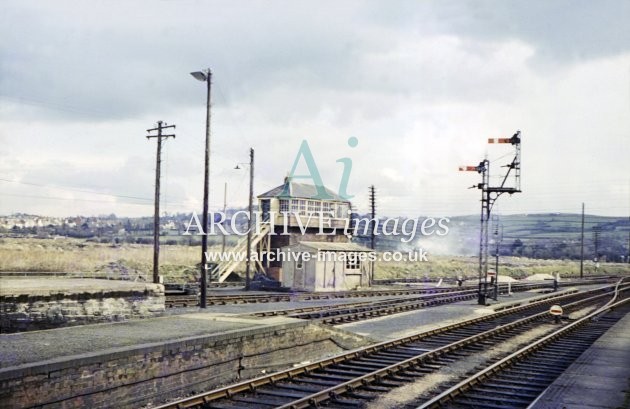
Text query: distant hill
367 213 630 263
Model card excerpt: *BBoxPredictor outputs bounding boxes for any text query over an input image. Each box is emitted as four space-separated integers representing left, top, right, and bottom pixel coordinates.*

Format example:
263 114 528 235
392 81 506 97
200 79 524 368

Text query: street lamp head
190 71 207 82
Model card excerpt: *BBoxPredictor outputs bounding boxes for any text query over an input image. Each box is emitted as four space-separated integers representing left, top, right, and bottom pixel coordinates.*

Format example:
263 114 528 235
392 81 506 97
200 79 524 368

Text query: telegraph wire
0 178 153 202
0 192 152 206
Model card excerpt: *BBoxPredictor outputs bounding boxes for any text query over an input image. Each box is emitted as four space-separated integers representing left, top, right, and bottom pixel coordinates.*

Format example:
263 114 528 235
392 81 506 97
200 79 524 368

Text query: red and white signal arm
487 271 497 277
549 305 563 316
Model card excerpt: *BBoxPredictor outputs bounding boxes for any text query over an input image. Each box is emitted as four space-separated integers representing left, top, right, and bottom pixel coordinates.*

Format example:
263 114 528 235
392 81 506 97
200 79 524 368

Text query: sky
1 0 629 218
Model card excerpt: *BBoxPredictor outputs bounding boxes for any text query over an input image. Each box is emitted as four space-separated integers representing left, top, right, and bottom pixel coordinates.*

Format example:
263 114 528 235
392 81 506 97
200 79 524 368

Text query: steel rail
300 291 478 324
166 288 456 306
250 289 479 318
372 275 621 286
287 290 478 320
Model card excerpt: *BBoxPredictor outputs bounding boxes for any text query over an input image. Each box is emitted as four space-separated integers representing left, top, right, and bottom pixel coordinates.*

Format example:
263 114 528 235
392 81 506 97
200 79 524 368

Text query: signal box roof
258 178 349 202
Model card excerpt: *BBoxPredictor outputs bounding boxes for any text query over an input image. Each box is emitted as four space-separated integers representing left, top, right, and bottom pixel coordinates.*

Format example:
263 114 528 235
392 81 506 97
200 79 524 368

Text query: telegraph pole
593 225 601 264
222 182 227 254
146 121 176 284
580 202 584 279
493 218 501 301
369 185 376 285
369 185 376 250
245 148 254 291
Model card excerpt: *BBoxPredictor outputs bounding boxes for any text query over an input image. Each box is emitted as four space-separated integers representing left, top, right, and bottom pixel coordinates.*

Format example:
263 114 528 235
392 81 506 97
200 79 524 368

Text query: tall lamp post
235 148 254 291
191 68 211 309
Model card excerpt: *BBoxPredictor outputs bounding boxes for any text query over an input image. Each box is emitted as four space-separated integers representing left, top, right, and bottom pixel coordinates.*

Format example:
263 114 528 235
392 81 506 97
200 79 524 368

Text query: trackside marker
550 304 563 323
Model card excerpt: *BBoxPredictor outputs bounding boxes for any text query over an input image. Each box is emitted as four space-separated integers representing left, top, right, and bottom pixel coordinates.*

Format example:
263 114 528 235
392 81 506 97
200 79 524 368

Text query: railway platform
0 277 164 332
529 310 630 409
0 313 294 368
0 312 369 408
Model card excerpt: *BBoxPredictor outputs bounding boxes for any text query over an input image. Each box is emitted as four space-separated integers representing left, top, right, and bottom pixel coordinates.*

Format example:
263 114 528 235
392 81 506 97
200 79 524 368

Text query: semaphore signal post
460 131 522 305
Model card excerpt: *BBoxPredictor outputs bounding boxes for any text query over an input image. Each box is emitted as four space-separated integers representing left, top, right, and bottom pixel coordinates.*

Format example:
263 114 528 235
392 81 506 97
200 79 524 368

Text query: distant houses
0 213 202 242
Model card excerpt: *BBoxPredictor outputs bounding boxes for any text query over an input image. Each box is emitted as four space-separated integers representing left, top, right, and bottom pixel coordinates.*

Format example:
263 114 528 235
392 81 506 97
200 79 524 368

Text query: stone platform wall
0 279 164 332
0 322 368 409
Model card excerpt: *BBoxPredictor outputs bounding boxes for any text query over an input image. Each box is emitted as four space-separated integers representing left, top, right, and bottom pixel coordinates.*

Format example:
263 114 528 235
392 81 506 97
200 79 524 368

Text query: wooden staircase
210 222 271 283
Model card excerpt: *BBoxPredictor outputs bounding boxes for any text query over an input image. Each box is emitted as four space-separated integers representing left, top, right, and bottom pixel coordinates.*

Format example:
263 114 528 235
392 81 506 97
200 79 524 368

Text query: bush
135 237 153 245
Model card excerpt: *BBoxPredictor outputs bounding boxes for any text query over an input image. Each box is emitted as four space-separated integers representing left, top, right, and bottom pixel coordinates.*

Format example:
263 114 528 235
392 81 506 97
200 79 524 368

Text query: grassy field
0 237 628 282
374 256 630 280
0 237 204 281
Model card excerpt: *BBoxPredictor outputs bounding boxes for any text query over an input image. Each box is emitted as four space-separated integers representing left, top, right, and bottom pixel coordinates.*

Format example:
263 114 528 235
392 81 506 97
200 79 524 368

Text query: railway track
249 289 479 320
418 278 630 409
155 282 627 409
165 283 532 309
165 287 471 307
259 287 556 325
165 286 485 307
165 279 613 308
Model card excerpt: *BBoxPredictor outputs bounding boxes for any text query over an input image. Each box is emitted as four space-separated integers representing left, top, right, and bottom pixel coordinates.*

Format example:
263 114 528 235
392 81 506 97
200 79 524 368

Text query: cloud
362 0 630 63
0 1 629 218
